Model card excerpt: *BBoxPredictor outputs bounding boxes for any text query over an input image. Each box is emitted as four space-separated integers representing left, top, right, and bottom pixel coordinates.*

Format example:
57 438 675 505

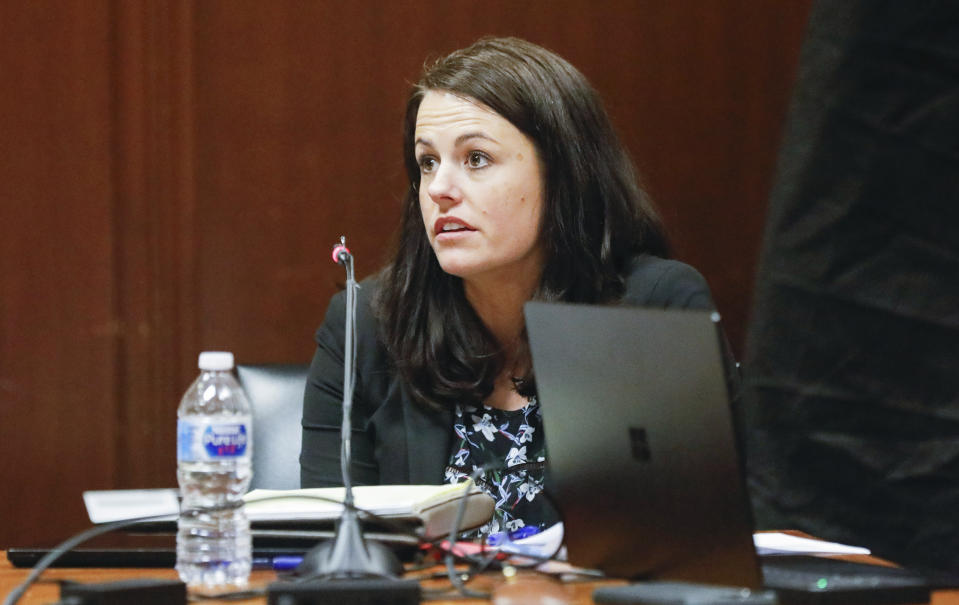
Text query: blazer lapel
403 394 453 484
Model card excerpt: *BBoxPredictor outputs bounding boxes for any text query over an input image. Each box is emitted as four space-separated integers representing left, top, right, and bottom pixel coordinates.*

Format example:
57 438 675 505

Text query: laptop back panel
524 302 760 588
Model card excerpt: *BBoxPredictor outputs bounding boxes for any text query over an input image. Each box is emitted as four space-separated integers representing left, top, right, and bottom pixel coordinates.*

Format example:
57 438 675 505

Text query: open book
243 483 495 539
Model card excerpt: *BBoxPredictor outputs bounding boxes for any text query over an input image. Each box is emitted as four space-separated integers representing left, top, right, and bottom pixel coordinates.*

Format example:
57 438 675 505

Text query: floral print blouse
444 397 559 542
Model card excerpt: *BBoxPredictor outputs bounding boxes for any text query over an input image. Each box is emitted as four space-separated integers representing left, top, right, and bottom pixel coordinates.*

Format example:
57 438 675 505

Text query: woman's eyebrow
414 132 499 149
454 132 498 146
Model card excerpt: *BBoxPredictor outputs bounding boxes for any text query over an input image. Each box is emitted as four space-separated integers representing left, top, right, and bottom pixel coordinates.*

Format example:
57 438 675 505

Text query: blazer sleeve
621 255 716 310
300 285 381 488
621 254 743 404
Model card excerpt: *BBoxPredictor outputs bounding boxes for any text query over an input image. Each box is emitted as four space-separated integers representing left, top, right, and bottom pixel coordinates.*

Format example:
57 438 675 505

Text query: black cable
441 465 500 599
3 512 182 605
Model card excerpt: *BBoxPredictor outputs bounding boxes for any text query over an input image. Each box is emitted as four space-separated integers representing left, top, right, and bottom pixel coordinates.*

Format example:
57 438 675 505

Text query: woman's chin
435 252 542 287
435 257 487 281
436 262 474 279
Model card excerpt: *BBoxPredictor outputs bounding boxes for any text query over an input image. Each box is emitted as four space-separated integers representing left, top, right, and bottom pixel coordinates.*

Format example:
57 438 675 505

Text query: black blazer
300 254 725 488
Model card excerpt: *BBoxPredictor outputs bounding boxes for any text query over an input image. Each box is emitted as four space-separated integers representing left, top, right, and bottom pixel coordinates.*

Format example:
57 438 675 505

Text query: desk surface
0 554 623 604
4 552 959 605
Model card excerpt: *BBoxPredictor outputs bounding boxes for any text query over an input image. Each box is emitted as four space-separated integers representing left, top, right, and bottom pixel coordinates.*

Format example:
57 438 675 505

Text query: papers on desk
753 532 871 556
83 488 179 524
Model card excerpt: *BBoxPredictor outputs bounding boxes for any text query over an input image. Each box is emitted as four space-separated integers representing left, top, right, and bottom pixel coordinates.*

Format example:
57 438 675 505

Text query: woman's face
414 90 545 287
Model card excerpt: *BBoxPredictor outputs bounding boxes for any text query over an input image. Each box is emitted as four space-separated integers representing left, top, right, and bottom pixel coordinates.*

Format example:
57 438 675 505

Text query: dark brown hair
375 37 669 409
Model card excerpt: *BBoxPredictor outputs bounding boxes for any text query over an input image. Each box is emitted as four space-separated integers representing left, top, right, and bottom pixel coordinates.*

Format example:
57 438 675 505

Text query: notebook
524 302 932 605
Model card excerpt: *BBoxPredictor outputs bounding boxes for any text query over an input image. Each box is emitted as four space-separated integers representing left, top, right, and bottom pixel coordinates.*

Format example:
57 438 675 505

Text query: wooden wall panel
0 2 118 546
0 1 811 547
111 0 197 490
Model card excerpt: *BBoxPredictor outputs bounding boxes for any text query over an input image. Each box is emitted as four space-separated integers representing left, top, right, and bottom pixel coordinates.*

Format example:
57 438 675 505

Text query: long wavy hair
374 37 669 410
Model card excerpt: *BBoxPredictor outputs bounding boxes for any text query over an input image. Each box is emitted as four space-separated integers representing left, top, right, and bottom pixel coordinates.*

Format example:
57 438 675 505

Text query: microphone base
292 508 404 580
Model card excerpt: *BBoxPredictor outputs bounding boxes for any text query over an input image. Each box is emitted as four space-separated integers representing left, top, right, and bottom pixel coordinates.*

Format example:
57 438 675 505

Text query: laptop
524 302 933 604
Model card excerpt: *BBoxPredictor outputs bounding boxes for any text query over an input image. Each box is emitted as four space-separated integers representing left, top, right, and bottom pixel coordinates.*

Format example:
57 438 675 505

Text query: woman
301 37 723 541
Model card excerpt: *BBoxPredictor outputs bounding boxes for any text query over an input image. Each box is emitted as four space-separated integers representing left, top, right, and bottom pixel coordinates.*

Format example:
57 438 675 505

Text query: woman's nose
426 163 461 206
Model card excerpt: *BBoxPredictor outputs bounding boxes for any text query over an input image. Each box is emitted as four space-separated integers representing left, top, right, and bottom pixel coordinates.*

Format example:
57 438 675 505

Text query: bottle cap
198 351 235 371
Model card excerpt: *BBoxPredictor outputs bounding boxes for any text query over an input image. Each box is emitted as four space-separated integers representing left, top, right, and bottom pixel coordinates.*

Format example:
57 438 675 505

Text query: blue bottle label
178 417 251 461
202 424 248 457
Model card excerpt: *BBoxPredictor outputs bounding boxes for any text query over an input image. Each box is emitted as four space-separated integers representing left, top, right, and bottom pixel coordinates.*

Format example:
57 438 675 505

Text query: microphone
331 237 351 266
292 236 402 580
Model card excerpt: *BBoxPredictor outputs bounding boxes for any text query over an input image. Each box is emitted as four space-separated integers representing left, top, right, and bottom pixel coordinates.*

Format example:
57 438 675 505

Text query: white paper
754 532 870 556
83 488 179 524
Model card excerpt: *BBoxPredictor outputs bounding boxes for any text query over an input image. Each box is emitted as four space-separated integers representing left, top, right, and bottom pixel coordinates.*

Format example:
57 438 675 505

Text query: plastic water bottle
176 351 253 591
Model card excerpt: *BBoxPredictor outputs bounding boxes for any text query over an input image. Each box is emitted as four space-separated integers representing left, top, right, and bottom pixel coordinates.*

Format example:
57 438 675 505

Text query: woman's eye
467 151 489 168
418 156 437 173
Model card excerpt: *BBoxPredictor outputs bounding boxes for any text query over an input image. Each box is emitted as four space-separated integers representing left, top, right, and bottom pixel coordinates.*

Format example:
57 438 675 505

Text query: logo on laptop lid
629 427 651 462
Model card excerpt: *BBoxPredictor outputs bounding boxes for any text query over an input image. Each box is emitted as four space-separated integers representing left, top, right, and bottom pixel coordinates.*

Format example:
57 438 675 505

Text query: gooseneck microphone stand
293 237 401 579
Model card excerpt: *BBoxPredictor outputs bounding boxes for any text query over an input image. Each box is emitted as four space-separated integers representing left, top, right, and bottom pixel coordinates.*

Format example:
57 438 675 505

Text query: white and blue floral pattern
445 397 558 540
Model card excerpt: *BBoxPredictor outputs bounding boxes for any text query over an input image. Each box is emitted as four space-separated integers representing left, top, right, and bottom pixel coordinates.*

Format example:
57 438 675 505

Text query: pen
487 525 541 546
253 555 303 571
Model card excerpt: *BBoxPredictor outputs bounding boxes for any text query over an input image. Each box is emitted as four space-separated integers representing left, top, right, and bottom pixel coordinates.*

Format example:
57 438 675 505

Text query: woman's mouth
434 217 476 238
